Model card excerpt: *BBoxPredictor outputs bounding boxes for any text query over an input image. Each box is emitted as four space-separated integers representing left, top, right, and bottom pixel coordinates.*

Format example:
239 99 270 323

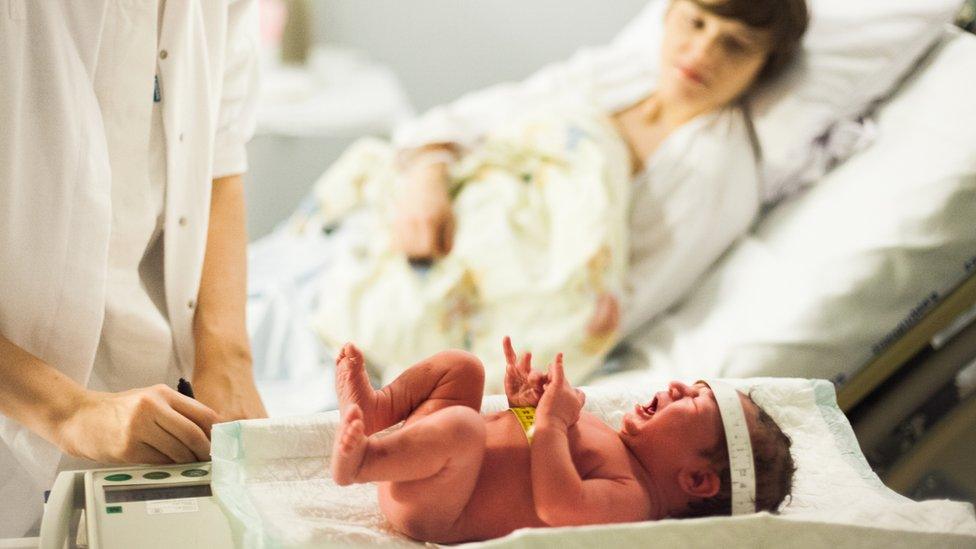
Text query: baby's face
620 381 729 472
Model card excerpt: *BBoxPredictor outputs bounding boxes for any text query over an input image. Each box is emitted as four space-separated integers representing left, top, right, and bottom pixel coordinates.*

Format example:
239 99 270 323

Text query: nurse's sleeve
392 44 657 153
212 0 260 179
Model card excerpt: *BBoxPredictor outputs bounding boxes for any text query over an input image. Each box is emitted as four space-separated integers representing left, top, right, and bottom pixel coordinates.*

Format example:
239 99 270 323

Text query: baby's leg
331 404 485 539
335 343 484 435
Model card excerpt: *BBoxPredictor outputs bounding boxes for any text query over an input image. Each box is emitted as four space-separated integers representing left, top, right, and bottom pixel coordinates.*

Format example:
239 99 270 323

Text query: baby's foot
331 404 368 486
335 342 380 434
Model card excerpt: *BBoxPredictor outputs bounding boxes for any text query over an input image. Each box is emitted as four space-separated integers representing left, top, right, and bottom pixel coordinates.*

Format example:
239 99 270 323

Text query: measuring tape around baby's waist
509 407 536 443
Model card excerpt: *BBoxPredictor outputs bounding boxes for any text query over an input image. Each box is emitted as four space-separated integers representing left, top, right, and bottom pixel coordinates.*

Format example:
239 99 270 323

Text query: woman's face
659 0 772 112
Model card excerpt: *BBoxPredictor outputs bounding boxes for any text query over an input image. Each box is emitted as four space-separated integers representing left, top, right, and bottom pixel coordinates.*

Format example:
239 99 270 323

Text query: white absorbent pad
210 378 976 548
309 101 632 392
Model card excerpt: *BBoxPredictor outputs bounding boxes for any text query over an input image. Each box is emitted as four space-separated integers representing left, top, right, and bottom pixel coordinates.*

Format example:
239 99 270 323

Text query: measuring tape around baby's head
704 380 756 515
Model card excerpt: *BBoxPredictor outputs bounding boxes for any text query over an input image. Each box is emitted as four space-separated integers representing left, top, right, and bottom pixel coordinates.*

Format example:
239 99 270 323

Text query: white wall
313 0 650 111
246 1 652 239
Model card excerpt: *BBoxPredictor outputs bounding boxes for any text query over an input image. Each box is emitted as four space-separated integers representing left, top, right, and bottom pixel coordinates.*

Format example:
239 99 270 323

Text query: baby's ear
677 467 721 499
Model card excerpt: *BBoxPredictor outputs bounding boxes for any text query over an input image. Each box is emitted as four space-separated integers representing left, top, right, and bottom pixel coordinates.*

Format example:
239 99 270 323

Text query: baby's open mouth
635 395 659 419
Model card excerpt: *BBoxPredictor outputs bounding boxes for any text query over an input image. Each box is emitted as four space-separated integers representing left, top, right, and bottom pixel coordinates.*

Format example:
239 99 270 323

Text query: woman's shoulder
693 104 758 162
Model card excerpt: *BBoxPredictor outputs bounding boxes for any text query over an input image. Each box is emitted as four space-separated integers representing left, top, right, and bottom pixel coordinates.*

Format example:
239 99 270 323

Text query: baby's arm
530 357 647 526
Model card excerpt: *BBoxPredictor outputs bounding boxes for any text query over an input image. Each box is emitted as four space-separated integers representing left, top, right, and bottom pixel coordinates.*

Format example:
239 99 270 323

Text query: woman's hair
683 394 797 517
687 0 810 81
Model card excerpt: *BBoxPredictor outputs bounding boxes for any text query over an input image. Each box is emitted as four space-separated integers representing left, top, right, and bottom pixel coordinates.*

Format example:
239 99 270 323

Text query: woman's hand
503 336 548 407
536 354 586 431
392 160 456 260
587 292 620 338
57 385 218 465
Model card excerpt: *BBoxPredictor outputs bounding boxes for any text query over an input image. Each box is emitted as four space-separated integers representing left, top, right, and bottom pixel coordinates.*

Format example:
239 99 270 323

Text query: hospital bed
844 272 976 504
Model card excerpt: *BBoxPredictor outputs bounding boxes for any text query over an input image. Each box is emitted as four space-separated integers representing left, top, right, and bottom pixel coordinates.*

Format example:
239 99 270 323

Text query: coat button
187 300 195 309
178 216 187 227
159 50 168 60
179 132 184 142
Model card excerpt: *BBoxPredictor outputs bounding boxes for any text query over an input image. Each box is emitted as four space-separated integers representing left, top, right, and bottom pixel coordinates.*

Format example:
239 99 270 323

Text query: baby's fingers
502 336 518 367
518 352 532 375
548 353 565 386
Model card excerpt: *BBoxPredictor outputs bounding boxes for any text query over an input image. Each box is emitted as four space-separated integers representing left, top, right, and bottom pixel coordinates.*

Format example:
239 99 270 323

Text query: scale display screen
104 483 212 503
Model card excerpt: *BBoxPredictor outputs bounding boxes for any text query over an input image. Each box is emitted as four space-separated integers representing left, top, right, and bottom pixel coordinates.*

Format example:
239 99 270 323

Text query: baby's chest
567 418 631 475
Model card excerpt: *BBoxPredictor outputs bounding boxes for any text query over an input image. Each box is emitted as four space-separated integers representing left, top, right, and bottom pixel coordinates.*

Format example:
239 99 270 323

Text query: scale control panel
85 463 233 549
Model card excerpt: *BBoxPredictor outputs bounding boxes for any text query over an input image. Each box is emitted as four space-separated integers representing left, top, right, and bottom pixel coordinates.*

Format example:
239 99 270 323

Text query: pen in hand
177 377 195 399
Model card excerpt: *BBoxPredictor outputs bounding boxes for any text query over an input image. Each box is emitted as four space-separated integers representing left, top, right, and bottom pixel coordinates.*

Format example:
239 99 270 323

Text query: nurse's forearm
192 174 267 420
0 333 86 445
194 174 252 370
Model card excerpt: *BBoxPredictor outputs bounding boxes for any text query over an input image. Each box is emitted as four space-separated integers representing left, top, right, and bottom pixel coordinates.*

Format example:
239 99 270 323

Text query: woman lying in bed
311 0 808 388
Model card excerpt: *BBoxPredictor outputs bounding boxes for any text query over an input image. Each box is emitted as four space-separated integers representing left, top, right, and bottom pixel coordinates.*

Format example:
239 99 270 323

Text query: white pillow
615 0 963 204
618 28 976 386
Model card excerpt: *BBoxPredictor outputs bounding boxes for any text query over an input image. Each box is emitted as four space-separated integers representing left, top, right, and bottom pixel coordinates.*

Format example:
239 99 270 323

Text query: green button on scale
143 471 171 480
104 474 132 482
181 468 208 478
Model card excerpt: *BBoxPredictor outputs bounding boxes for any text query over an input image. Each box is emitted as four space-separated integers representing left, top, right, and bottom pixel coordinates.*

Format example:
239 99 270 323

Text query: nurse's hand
587 292 620 338
192 367 268 423
392 161 455 260
57 385 217 465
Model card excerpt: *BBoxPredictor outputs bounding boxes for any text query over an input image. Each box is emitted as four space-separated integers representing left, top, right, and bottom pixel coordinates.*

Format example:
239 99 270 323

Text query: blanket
311 102 632 390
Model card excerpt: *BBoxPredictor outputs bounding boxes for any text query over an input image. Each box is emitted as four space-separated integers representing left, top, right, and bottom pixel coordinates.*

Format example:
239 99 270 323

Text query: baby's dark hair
684 393 796 517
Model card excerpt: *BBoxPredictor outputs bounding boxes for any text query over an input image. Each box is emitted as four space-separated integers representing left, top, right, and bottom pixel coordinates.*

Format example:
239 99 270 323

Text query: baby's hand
536 354 585 431
503 337 548 408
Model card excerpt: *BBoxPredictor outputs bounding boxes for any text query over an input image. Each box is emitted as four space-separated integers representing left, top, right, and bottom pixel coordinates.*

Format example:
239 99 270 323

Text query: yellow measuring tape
509 407 536 443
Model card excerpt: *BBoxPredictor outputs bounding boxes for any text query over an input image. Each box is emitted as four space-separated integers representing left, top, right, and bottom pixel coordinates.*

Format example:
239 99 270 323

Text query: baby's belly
452 410 547 540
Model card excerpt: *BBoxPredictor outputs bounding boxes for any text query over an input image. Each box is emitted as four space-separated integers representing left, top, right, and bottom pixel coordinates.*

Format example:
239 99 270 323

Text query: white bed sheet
211 378 976 548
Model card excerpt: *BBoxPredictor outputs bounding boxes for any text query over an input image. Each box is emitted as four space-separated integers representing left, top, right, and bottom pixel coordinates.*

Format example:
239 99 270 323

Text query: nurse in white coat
0 0 267 536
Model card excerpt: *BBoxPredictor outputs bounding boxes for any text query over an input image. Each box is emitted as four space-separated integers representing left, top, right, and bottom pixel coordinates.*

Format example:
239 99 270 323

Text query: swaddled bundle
311 102 632 390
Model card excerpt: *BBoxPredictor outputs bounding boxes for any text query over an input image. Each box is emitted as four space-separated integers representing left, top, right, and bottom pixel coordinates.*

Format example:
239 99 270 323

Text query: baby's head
619 381 795 518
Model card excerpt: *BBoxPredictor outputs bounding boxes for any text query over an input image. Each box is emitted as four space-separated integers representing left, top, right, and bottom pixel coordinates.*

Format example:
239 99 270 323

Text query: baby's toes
340 420 364 449
345 343 363 365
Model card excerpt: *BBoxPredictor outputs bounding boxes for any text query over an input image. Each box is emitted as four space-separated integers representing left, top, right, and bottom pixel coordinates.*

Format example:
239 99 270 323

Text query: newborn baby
330 338 795 543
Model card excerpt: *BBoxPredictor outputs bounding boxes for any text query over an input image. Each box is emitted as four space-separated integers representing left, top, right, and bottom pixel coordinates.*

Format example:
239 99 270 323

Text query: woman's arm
392 149 458 260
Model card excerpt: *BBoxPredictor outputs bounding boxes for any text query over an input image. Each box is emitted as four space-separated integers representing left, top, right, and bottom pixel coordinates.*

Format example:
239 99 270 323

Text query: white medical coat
0 0 258 536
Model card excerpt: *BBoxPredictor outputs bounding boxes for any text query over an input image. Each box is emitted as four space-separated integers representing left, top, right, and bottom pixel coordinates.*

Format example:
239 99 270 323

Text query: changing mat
210 379 976 548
